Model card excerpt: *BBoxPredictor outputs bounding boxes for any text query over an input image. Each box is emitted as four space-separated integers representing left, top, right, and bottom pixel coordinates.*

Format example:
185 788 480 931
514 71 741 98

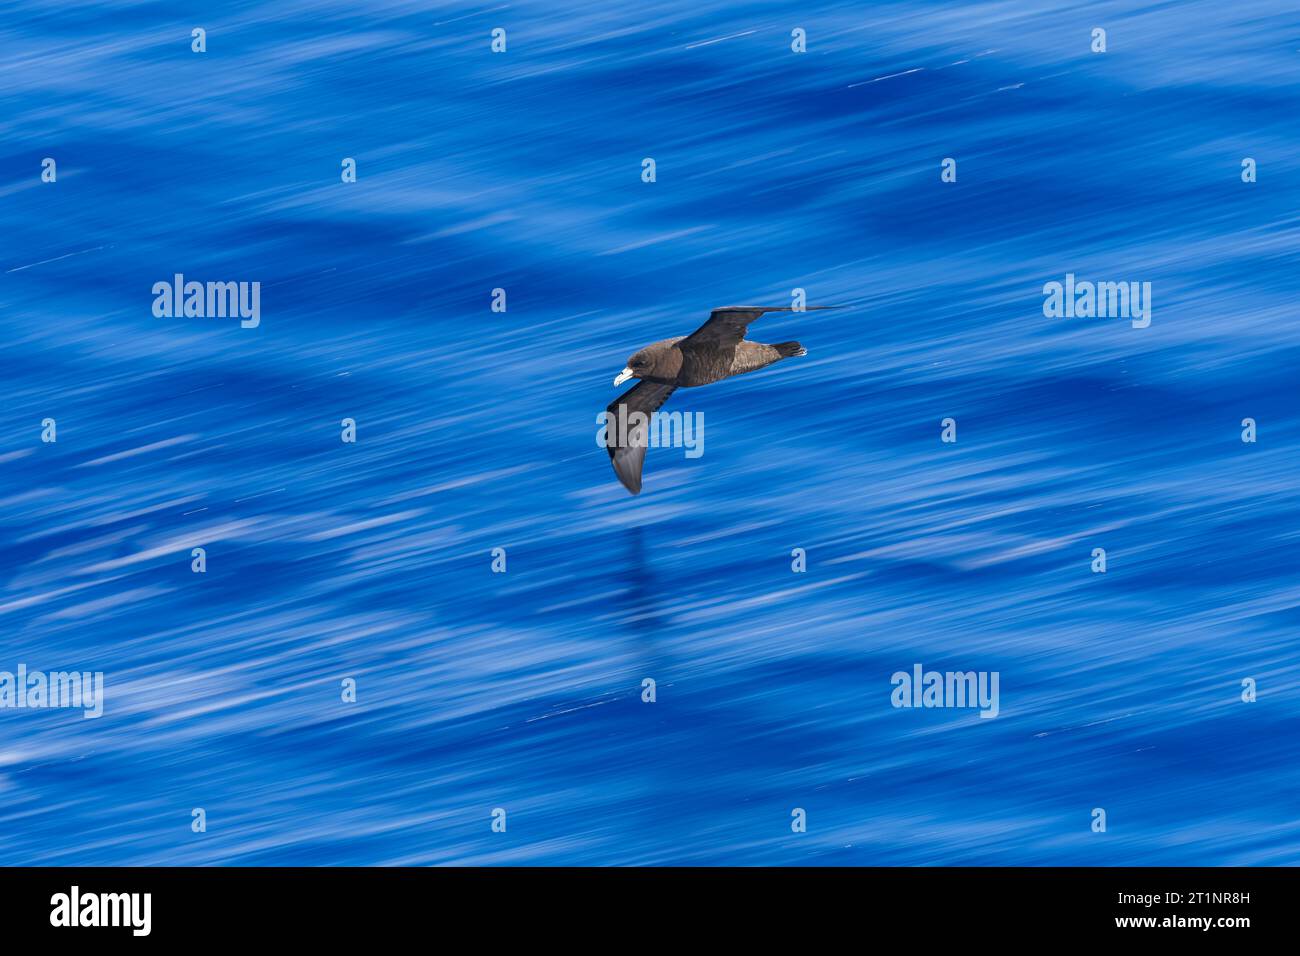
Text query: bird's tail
773 341 807 358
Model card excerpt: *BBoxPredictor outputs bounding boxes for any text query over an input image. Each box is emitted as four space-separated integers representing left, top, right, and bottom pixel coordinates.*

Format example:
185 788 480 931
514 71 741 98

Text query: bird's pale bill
613 366 634 386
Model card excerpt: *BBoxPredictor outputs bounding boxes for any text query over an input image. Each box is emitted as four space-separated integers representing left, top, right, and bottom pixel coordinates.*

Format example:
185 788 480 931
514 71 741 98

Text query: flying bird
603 305 832 494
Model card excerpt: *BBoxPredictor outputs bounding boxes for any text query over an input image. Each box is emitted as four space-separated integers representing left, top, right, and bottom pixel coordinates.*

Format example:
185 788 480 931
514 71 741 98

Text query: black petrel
602 305 831 494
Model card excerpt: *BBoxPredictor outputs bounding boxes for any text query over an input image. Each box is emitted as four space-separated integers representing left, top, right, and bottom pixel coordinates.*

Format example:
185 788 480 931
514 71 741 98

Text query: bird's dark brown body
602 305 830 494
629 336 802 388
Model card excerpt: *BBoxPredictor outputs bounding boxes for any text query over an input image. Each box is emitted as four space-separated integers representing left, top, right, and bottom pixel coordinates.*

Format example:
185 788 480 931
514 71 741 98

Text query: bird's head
613 340 681 387
613 349 653 387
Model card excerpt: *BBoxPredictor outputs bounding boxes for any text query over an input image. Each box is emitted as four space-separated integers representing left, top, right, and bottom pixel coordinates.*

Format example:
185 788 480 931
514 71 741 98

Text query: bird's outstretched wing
678 306 834 382
604 380 678 495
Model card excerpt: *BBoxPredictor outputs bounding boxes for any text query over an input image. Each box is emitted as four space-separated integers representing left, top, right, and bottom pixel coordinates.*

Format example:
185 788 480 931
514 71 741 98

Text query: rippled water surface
1 0 1298 864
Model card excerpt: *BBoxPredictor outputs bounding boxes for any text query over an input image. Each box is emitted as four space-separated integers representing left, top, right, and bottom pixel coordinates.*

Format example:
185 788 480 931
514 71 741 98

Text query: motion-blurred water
2 0 1298 865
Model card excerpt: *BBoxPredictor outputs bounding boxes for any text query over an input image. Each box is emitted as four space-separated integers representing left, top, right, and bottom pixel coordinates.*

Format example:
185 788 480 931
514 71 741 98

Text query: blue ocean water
1 0 1298 865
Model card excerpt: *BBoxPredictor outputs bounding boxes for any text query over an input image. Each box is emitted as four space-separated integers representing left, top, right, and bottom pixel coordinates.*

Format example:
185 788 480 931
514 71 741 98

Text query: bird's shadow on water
616 524 671 638
612 522 698 842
